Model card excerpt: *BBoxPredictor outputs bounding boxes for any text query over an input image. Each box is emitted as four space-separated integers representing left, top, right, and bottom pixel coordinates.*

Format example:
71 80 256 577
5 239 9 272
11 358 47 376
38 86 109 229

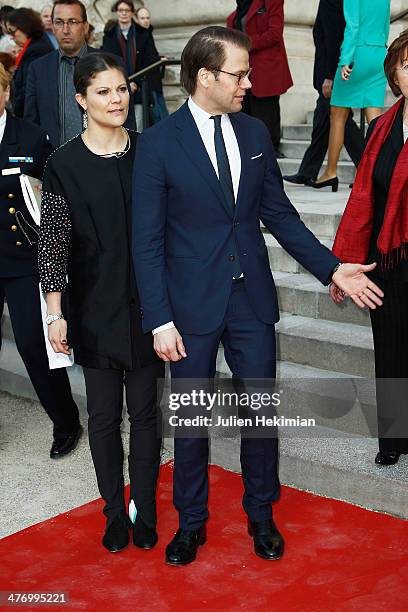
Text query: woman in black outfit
5 8 53 117
102 0 159 130
332 30 408 465
38 52 164 552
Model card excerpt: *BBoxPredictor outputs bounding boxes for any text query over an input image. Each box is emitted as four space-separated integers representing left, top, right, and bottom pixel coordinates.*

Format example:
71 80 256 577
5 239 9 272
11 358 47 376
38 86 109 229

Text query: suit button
228 255 235 262
11 225 17 232
7 193 14 199
16 241 22 246
8 207 16 214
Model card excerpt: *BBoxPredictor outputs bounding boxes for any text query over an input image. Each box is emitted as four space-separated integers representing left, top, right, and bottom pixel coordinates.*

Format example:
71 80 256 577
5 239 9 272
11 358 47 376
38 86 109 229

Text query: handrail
128 58 181 82
391 9 408 24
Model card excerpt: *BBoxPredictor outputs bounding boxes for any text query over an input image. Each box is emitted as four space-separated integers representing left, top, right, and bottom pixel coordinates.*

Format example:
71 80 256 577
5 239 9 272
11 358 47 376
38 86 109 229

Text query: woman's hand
48 319 71 355
329 282 346 304
341 64 353 80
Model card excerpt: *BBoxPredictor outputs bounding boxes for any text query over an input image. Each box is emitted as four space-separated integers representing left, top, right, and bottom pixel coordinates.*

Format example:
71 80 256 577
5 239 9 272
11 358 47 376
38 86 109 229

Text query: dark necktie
210 115 242 279
211 115 235 216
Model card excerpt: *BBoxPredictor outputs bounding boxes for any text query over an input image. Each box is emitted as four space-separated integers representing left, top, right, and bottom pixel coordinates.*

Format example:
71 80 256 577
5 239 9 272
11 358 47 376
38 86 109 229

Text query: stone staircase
278 90 397 183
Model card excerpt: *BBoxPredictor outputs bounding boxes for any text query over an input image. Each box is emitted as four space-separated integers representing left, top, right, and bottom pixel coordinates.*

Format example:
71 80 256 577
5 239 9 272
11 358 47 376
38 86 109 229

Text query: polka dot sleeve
38 191 71 293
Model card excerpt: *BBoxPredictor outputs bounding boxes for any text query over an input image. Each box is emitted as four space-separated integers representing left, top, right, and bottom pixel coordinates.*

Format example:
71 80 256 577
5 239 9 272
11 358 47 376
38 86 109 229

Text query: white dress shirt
152 97 242 335
0 110 7 145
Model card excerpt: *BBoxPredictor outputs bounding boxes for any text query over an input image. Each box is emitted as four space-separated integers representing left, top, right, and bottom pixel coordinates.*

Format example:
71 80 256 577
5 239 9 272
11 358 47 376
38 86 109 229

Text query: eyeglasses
53 19 85 29
212 68 252 85
117 8 132 13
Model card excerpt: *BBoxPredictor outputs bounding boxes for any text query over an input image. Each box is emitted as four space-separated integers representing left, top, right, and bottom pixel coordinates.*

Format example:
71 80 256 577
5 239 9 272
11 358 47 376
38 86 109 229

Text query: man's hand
322 78 333 99
332 262 384 309
48 319 71 355
341 64 353 80
154 327 187 362
130 82 138 93
329 282 345 304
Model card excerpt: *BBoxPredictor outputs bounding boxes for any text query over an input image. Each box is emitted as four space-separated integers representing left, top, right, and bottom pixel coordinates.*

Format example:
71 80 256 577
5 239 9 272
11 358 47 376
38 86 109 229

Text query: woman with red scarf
332 30 408 466
6 8 53 117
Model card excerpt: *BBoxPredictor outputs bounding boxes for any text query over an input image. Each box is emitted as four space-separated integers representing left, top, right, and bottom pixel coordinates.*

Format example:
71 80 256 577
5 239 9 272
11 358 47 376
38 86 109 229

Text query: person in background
40 4 58 50
39 52 164 553
227 0 293 158
311 0 390 190
0 51 15 74
331 29 408 465
0 5 16 54
6 8 54 117
24 0 135 149
0 63 82 460
86 23 95 46
283 0 364 187
134 6 168 124
102 0 162 130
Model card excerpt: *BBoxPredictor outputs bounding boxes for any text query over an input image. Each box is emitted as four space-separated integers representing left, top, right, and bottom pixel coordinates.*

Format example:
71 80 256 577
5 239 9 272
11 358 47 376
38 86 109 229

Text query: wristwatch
45 313 64 325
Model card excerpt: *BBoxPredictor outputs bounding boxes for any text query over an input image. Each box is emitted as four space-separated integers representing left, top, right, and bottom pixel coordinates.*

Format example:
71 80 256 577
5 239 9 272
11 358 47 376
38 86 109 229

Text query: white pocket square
251 153 263 160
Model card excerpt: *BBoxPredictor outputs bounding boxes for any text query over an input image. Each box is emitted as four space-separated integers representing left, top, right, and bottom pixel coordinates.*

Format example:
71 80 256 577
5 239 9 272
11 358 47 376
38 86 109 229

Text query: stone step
264 233 333 274
217 313 374 378
201 434 408 520
274 271 370 327
277 314 374 377
278 157 355 183
280 138 351 162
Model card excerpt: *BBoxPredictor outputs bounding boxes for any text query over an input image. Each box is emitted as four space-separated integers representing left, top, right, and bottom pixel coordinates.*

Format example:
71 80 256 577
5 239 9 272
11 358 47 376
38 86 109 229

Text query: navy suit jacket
132 102 339 335
24 47 135 149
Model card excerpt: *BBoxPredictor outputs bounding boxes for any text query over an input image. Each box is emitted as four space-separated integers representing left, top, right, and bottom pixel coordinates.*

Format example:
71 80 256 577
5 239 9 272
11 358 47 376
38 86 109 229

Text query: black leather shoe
50 425 83 459
102 515 131 552
282 173 312 185
310 177 339 192
133 515 158 549
248 519 284 560
375 451 400 465
275 150 286 159
165 526 206 565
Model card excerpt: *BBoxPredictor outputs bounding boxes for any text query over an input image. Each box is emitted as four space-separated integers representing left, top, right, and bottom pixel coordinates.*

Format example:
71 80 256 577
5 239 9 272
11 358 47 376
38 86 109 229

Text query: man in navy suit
132 26 383 565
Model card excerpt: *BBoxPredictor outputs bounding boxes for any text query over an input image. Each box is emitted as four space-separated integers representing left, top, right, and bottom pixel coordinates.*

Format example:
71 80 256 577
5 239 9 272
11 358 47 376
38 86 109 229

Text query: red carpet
1 462 408 611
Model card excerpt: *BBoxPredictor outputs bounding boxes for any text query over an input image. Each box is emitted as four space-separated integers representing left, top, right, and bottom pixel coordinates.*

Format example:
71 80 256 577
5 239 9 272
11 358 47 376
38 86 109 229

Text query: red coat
227 0 293 97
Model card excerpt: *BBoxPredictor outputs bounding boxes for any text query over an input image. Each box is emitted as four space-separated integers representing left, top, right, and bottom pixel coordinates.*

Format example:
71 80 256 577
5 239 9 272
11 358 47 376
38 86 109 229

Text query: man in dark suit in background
132 26 383 566
24 0 134 149
283 0 364 185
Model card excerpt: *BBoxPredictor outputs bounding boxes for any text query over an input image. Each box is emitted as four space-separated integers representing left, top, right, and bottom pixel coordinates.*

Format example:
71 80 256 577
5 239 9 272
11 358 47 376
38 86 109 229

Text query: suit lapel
48 52 60 136
175 102 232 218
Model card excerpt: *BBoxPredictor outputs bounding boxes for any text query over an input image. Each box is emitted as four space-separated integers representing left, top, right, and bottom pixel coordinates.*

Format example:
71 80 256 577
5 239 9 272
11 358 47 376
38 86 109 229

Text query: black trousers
83 361 164 527
299 93 365 179
243 92 281 152
0 274 80 439
369 277 408 454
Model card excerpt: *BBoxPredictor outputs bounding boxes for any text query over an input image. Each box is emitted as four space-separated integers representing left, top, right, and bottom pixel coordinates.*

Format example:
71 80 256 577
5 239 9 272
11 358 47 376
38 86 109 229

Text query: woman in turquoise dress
312 0 390 190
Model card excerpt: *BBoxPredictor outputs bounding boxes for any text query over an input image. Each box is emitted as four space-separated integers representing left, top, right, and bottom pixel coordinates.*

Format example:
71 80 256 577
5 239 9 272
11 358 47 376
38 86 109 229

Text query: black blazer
12 34 54 118
313 0 345 92
39 131 157 370
0 111 52 277
24 46 135 148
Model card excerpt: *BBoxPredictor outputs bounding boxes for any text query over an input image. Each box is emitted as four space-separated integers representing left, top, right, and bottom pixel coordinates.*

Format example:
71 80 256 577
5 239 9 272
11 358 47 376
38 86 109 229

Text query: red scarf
15 38 31 69
332 97 408 268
